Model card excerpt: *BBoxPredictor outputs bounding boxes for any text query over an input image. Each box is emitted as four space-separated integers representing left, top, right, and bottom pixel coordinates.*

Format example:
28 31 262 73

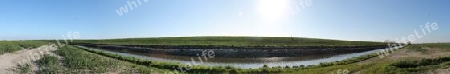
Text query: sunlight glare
258 0 290 21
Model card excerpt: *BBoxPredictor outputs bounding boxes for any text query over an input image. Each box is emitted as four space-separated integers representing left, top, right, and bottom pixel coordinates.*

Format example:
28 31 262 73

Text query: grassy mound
0 41 48 55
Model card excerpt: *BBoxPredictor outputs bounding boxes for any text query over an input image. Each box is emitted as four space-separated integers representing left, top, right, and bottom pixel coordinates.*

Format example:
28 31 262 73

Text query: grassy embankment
286 43 450 74
0 41 49 55
73 36 386 46
69 44 386 74
0 40 171 73
0 38 382 74
35 46 172 73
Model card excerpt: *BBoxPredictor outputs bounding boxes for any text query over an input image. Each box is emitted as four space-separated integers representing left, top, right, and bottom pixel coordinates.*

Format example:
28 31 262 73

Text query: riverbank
69 43 450 74
72 43 387 58
72 37 386 46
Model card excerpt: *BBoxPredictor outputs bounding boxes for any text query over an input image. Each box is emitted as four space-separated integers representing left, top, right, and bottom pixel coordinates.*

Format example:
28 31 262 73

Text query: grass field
0 41 49 55
34 46 172 74
290 43 450 74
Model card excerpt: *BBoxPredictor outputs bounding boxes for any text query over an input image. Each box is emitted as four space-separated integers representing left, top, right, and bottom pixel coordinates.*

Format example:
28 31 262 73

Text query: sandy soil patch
0 45 58 74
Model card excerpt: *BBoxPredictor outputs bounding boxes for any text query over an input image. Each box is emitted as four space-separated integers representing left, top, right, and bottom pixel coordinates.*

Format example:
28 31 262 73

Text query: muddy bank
71 43 388 58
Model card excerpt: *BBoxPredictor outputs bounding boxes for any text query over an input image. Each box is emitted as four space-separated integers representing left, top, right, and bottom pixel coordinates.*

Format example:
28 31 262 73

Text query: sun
254 0 291 36
258 0 290 21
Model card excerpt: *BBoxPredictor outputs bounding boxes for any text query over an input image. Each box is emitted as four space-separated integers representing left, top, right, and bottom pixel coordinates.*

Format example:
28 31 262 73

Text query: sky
0 0 449 43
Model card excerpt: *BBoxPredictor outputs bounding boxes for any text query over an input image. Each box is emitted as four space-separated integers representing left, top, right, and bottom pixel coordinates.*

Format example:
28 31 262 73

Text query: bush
37 55 61 74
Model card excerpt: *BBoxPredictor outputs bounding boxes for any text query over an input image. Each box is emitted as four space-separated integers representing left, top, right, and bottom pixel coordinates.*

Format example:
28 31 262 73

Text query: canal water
76 45 385 69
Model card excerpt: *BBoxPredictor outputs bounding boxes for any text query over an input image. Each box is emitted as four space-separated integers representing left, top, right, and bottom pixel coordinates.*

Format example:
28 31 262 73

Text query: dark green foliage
263 64 269 68
0 43 21 54
56 46 120 73
37 55 61 74
284 65 290 69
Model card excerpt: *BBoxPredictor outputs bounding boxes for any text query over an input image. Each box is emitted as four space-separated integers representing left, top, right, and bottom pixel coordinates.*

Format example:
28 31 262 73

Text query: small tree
284 65 290 69
263 64 269 68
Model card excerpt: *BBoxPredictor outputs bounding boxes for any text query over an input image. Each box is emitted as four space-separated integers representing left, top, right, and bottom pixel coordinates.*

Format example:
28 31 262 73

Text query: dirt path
0 45 58 74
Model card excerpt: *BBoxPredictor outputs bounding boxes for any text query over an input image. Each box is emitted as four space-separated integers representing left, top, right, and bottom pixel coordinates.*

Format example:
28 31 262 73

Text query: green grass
13 64 32 74
73 36 386 46
37 55 63 74
421 43 450 49
67 36 450 74
70 40 450 74
36 45 172 74
383 43 450 73
286 43 450 74
388 57 450 73
18 37 443 74
407 43 450 53
407 44 428 53
57 46 121 73
0 41 49 55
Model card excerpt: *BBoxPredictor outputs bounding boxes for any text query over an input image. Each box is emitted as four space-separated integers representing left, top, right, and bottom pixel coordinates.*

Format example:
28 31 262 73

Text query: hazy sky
1 0 449 43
